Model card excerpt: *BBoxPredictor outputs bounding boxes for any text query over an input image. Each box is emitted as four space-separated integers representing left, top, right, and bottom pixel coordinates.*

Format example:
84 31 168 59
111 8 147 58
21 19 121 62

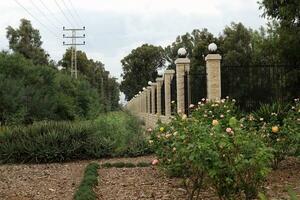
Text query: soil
0 156 299 200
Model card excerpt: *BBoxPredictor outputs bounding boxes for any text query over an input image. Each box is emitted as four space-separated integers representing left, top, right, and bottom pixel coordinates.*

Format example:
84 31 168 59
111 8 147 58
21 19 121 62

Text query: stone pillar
142 88 147 113
150 83 157 114
147 86 151 113
175 58 190 114
164 70 175 116
205 54 222 101
156 78 164 116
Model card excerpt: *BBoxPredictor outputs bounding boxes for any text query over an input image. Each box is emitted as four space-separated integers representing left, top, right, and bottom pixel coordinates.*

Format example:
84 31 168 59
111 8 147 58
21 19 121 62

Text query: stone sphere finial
139 91 142 94
148 81 152 85
157 69 164 76
208 43 217 52
177 47 187 58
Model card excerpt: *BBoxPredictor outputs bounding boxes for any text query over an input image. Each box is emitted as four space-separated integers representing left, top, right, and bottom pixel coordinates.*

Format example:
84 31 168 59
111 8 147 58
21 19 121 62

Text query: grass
74 162 100 200
100 161 151 168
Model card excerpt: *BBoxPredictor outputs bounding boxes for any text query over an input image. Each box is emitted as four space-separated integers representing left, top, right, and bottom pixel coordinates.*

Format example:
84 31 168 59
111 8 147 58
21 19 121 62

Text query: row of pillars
126 53 222 117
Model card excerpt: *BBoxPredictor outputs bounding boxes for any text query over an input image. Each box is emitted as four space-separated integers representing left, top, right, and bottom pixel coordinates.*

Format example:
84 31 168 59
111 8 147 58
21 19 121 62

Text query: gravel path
0 156 299 200
0 161 88 200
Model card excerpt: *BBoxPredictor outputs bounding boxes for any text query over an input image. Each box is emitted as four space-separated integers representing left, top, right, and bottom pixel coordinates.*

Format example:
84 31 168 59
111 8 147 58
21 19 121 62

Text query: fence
221 65 300 111
125 52 299 128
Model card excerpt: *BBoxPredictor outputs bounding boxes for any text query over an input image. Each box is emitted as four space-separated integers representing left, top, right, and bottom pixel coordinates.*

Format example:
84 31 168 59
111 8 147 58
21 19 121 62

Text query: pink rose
226 128 232 133
152 159 159 165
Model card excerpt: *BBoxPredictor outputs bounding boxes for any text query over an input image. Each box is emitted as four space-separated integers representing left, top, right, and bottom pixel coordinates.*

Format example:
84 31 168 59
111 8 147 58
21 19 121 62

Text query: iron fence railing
171 74 177 114
221 65 300 111
161 82 165 115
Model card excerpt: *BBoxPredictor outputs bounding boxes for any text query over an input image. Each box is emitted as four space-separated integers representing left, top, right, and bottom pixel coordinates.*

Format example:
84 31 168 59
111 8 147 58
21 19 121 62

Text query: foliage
246 100 300 168
259 0 300 64
59 48 120 112
6 19 49 65
120 44 165 100
0 112 150 163
74 162 100 200
150 99 273 200
164 29 216 102
0 52 102 125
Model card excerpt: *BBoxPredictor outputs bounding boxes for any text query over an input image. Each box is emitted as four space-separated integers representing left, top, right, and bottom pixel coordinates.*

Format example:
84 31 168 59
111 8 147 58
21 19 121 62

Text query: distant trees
0 19 120 125
60 48 120 111
6 19 49 65
0 52 101 125
120 44 165 100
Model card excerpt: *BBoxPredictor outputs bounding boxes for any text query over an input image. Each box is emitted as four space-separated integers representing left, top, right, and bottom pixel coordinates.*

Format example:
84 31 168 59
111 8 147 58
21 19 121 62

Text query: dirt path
0 156 299 200
0 161 88 200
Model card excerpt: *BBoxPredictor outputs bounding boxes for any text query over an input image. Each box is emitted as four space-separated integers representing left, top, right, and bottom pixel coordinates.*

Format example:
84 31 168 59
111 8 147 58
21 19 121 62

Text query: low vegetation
74 162 100 200
0 112 151 164
150 98 300 200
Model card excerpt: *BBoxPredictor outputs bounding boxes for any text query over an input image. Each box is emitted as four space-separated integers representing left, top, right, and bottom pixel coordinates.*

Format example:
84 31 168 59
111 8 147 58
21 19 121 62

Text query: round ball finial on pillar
148 81 152 85
208 43 218 53
177 47 187 58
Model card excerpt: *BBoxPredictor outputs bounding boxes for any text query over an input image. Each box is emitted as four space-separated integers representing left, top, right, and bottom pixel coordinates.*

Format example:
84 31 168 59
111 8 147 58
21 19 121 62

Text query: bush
246 100 300 168
0 112 150 163
150 98 273 200
74 162 100 200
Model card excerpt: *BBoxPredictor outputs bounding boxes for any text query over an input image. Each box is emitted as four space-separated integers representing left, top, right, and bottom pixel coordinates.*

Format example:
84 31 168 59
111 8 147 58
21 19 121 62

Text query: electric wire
54 0 75 28
38 0 65 29
61 0 80 27
29 0 60 30
13 0 61 40
67 0 85 25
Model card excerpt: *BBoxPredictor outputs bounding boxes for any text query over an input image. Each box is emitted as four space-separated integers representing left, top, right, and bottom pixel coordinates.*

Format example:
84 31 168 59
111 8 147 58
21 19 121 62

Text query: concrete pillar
156 77 164 116
175 58 190 114
164 70 175 116
205 54 222 101
142 88 147 113
147 86 151 113
150 83 157 114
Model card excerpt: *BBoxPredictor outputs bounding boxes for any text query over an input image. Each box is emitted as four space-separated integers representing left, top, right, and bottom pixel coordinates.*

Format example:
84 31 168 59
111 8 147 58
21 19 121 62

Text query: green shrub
247 100 300 168
150 98 273 200
74 162 100 200
0 112 150 163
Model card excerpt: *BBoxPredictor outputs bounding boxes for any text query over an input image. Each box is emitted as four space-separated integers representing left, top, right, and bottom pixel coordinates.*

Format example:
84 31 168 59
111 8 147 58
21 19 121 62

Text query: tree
6 19 49 65
219 22 253 66
259 0 300 64
120 44 165 100
165 29 217 102
60 48 120 112
260 0 300 27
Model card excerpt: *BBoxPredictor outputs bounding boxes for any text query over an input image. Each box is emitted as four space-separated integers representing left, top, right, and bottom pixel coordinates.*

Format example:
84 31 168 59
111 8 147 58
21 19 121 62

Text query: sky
0 0 267 102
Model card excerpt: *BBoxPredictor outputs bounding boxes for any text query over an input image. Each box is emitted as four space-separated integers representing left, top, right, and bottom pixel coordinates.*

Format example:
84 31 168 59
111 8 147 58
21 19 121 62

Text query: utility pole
63 27 86 79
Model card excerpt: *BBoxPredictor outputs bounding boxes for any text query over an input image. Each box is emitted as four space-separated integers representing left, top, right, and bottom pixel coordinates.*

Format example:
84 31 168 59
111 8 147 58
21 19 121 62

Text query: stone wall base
138 113 171 129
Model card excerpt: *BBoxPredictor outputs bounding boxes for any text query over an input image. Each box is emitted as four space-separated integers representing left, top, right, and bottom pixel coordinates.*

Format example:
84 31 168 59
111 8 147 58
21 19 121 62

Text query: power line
54 0 75 28
67 0 85 25
29 0 60 30
38 0 65 28
61 0 80 27
13 0 60 39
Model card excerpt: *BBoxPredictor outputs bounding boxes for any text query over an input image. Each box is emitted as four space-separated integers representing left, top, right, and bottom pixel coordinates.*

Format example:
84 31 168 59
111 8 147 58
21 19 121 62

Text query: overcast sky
0 0 267 81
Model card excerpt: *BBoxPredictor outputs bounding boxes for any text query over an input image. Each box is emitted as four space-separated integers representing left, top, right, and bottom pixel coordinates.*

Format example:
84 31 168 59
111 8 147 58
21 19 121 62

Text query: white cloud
0 0 266 80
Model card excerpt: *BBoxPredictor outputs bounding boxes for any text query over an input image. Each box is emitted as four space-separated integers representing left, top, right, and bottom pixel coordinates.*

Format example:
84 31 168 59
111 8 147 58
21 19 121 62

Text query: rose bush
247 99 300 168
150 98 273 200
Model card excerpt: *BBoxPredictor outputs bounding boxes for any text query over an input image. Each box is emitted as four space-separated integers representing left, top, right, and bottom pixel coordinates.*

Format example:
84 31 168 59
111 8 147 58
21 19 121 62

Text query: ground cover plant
74 162 100 200
101 161 151 168
0 112 151 164
150 98 280 200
